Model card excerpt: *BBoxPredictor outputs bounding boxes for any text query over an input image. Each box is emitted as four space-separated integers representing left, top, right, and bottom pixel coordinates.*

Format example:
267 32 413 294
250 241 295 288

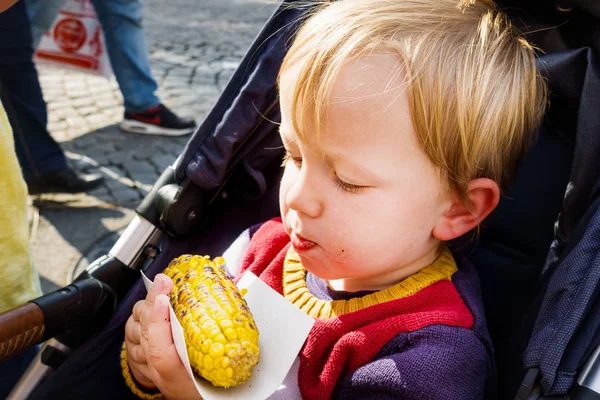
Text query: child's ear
432 178 500 241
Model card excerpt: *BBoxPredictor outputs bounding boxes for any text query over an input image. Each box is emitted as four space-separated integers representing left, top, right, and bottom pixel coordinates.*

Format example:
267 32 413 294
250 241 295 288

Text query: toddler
122 0 547 398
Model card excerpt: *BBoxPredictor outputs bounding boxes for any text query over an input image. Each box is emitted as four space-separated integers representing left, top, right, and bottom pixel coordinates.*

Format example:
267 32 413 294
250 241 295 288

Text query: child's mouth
290 231 317 251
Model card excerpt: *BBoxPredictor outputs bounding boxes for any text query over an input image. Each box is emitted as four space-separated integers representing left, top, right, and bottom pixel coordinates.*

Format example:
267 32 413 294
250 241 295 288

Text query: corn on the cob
163 255 260 388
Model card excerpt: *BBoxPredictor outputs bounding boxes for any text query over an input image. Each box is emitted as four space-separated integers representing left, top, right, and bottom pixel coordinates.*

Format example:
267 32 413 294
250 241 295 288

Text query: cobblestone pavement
32 0 278 292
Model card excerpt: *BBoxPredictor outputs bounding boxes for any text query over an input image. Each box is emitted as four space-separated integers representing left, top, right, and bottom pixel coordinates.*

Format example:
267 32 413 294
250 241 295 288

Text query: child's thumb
147 295 201 399
146 294 175 366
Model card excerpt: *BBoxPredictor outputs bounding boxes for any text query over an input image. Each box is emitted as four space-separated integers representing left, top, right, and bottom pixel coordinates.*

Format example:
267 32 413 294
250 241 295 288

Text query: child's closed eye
283 152 366 194
282 152 302 168
333 175 366 194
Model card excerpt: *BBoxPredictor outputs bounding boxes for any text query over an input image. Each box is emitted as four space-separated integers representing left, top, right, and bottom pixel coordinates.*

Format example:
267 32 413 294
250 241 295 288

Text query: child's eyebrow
324 149 383 183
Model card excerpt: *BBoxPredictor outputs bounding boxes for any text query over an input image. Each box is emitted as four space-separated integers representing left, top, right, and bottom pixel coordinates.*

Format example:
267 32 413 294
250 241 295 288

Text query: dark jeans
0 346 38 398
0 0 67 181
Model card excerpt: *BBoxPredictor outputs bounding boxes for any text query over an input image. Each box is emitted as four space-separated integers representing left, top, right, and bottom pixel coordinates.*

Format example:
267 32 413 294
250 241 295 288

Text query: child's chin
301 259 339 281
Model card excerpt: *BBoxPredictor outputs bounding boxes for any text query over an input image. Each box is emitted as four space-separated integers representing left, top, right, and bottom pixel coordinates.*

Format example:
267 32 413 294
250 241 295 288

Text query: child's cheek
278 167 295 214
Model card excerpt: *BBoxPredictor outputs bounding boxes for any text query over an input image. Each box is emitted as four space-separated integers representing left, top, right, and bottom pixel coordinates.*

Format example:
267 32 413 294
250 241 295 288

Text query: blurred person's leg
28 0 161 111
0 0 104 193
91 0 196 135
0 0 67 182
89 0 158 112
26 0 195 136
27 0 157 110
25 0 65 48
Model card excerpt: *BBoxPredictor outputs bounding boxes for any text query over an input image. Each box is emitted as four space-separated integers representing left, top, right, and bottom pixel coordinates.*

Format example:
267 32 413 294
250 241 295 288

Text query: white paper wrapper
142 270 314 400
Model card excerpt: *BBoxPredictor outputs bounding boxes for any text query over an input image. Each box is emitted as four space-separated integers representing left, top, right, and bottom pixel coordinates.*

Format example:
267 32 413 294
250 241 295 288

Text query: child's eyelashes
283 152 366 194
282 152 302 168
333 175 365 194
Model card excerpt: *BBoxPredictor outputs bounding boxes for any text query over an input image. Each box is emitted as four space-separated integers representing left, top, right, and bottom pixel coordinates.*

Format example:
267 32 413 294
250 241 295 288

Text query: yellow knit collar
283 246 457 319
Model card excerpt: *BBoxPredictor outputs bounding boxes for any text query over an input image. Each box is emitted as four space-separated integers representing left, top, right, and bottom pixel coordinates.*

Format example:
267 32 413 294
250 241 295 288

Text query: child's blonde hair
279 0 547 202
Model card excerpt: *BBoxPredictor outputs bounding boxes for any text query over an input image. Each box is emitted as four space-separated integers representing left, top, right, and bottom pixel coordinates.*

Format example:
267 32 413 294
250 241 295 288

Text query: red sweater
236 218 475 399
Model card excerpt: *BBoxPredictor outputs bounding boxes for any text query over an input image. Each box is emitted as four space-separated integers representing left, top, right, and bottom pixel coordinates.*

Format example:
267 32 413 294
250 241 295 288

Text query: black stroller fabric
502 1 600 395
520 46 600 394
23 1 600 399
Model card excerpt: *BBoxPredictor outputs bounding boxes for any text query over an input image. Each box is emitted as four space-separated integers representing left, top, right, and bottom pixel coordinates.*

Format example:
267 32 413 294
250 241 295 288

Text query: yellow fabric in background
0 99 42 313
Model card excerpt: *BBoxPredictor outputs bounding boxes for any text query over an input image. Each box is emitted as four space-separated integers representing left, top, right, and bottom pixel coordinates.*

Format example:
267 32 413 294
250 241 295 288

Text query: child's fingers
145 274 174 305
125 315 142 345
140 274 174 334
132 301 144 322
145 294 185 383
128 357 158 391
128 342 148 365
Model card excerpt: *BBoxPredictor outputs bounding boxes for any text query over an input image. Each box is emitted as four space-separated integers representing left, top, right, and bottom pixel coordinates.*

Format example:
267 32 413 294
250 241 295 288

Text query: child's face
278 54 451 291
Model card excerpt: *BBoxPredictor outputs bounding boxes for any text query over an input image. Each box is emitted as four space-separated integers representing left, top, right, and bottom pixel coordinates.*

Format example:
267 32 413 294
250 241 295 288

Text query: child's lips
290 231 317 251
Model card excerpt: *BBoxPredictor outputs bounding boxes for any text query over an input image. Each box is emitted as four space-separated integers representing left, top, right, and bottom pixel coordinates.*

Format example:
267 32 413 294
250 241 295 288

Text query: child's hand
125 273 201 400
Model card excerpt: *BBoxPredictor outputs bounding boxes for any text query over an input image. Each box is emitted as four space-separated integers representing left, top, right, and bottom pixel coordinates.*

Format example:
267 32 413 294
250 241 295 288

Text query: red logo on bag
53 18 87 54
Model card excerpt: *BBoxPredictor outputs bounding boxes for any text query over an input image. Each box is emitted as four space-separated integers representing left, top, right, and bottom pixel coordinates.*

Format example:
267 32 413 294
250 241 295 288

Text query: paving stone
52 107 80 119
48 111 62 125
121 159 157 175
102 107 124 117
87 185 110 197
130 172 159 186
60 142 77 153
155 141 186 156
150 153 176 171
110 186 142 204
47 121 69 132
47 101 72 111
167 67 194 77
95 98 122 109
102 165 125 177
86 114 110 127
73 134 98 149
65 81 87 91
107 151 128 164
105 176 134 191
132 145 161 160
217 69 235 88
66 127 88 140
65 116 89 129
71 97 95 107
42 88 67 99
77 106 99 116
67 155 100 171
88 191 115 204
167 94 198 108
137 187 151 198
66 90 90 99
52 130 70 142
88 84 115 95
84 142 117 158
192 72 216 86
164 79 191 89
85 76 110 86
193 84 221 96
38 74 65 84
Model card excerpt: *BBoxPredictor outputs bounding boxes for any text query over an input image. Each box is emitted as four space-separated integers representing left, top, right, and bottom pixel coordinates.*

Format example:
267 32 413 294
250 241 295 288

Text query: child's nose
285 169 323 218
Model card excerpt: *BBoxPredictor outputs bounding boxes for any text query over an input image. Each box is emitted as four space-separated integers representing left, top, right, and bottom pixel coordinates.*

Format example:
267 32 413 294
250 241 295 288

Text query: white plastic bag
35 0 113 78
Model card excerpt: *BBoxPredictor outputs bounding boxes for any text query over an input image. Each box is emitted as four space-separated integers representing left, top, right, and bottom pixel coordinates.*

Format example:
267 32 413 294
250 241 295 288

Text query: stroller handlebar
0 276 117 363
0 302 45 363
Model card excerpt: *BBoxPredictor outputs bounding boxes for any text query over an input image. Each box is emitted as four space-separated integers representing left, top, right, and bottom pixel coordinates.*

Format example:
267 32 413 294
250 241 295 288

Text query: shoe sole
120 119 195 136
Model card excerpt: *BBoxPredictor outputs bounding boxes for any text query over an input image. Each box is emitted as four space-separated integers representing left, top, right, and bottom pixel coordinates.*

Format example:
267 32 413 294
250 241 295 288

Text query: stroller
1 0 600 398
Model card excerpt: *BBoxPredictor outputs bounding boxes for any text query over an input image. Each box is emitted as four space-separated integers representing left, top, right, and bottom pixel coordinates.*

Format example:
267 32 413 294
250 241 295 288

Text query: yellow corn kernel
210 342 225 358
163 254 260 388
